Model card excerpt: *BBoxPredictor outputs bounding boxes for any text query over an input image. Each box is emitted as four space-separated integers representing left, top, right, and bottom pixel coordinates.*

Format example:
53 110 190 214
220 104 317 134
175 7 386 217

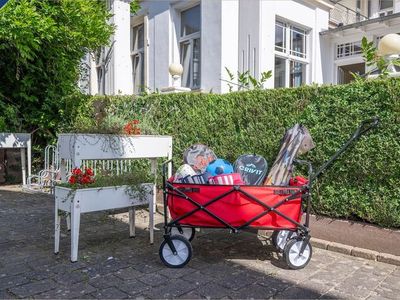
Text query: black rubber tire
271 230 296 251
283 238 312 270
159 235 192 268
169 227 196 241
271 230 280 248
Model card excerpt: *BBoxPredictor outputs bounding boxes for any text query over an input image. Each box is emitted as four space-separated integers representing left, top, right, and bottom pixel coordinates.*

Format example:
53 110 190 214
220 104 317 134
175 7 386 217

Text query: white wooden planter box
58 134 173 169
55 184 154 262
56 133 173 262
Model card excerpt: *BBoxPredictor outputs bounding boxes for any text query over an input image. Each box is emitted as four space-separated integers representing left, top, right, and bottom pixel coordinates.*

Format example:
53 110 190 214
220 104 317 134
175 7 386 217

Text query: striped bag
209 173 244 185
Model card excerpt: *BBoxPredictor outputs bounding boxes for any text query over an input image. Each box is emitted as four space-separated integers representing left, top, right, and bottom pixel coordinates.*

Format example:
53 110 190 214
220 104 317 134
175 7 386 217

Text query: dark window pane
274 57 286 88
290 61 306 87
291 27 306 58
380 0 393 10
181 5 200 37
275 22 285 51
192 38 201 89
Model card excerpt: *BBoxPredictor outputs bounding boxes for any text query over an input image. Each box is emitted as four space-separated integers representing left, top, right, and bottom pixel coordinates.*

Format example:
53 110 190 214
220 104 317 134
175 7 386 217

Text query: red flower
69 176 77 184
124 122 133 134
85 168 94 176
72 168 82 176
81 175 91 184
123 120 141 135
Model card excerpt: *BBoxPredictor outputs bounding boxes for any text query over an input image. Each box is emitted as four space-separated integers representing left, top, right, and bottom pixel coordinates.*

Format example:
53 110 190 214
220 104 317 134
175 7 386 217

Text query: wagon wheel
159 235 192 268
271 230 297 251
283 238 312 270
169 226 196 241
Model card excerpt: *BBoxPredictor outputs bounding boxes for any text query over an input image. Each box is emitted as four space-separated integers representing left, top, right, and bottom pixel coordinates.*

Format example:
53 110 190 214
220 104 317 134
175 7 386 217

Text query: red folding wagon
159 118 379 269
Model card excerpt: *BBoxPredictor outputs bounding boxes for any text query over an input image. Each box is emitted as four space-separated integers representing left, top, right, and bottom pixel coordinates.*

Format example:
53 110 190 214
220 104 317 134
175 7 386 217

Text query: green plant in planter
57 167 153 199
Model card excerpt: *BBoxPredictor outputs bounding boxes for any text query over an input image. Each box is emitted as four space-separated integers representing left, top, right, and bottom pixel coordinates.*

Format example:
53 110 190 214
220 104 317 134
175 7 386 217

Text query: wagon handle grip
354 117 380 139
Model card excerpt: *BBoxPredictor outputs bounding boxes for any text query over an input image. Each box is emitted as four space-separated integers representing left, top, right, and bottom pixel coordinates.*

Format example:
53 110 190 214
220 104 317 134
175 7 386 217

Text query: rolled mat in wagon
168 184 303 229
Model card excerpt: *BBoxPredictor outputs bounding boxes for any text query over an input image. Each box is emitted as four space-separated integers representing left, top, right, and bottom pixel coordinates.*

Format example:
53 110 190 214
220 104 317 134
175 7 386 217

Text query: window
274 20 309 88
336 41 362 59
95 47 105 95
180 5 201 89
380 0 393 10
131 24 145 94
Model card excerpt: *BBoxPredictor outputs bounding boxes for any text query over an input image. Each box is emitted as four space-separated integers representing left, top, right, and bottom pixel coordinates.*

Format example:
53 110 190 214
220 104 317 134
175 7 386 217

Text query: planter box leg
149 185 155 244
54 202 60 254
129 207 135 238
70 205 81 262
66 213 71 231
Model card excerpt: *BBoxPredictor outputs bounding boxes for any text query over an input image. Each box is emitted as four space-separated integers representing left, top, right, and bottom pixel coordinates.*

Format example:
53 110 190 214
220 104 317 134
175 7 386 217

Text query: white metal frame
274 19 310 88
26 145 59 193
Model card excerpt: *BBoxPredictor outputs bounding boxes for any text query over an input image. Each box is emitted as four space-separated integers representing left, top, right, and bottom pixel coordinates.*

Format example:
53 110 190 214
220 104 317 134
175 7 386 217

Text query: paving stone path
0 186 399 299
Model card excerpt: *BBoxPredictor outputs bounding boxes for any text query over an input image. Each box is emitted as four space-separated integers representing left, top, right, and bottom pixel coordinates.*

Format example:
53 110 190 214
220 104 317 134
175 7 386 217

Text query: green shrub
62 79 400 228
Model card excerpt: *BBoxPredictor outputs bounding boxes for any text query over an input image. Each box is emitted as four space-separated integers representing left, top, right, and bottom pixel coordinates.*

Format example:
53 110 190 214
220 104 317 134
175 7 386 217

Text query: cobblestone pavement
1 186 399 299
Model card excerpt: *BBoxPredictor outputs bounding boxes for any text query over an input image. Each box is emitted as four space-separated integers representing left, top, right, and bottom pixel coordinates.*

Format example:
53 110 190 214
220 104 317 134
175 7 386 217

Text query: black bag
234 154 268 185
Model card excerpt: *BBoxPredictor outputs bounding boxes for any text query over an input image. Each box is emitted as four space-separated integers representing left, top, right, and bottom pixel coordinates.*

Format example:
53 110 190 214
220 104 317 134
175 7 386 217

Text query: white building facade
82 0 400 95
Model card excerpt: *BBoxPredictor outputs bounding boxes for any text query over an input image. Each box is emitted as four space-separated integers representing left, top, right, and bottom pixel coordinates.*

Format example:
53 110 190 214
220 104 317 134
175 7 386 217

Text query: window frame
95 47 106 95
379 0 393 11
131 23 145 94
179 4 201 90
274 20 310 88
336 41 362 59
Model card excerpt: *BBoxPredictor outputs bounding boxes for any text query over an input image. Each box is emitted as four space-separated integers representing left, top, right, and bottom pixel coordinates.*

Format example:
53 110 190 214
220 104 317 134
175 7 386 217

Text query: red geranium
123 119 141 135
72 167 82 176
68 176 77 184
68 167 95 186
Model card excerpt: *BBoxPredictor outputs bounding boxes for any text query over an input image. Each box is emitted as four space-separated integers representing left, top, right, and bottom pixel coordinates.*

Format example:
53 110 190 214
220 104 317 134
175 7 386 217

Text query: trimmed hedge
63 79 400 228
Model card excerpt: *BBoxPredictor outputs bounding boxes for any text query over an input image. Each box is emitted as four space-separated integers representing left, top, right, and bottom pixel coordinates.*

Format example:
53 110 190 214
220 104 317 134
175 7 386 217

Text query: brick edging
311 238 400 266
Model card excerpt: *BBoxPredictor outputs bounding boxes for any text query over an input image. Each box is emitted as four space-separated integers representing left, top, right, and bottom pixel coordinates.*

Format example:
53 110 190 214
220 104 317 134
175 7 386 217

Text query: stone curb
311 238 400 266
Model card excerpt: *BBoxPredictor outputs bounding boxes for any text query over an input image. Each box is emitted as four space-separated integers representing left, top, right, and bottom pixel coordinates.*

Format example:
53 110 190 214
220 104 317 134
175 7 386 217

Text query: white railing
330 3 368 27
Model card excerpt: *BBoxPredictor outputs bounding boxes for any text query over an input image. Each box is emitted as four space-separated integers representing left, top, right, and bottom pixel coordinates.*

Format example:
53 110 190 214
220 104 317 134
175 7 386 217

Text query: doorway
337 63 365 84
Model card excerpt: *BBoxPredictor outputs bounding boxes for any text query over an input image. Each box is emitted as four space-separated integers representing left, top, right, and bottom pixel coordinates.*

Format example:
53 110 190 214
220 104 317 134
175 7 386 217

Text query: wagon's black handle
312 117 379 180
353 117 379 139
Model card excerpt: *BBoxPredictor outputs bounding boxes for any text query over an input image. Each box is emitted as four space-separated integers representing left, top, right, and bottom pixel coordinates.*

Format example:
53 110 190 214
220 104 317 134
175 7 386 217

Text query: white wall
238 0 260 78
112 0 132 94
220 0 239 93
201 0 222 93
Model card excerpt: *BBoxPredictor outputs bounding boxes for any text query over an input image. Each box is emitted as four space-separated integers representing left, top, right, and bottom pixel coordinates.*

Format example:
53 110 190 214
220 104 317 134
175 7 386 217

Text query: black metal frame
161 118 379 254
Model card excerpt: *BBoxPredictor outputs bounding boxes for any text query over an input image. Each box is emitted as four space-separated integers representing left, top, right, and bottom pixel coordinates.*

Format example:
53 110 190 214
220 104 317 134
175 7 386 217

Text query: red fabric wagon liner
167 183 305 229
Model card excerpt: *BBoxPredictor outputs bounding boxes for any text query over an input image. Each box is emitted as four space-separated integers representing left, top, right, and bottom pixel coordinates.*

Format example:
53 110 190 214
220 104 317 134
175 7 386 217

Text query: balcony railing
329 2 368 27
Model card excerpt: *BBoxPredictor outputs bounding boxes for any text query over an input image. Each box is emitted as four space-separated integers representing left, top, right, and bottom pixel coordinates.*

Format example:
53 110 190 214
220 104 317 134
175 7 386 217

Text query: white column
112 0 133 94
220 0 239 93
